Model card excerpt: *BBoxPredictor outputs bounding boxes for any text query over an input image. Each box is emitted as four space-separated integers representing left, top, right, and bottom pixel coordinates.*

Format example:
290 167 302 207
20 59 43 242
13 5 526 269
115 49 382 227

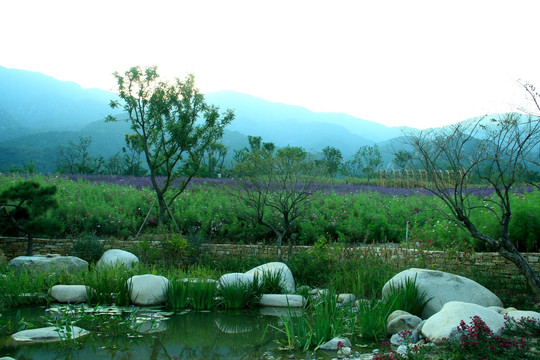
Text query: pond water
1 305 372 360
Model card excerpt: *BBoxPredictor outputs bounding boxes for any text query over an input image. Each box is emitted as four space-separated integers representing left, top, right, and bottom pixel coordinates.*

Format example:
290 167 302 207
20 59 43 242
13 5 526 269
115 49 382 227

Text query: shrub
70 234 105 263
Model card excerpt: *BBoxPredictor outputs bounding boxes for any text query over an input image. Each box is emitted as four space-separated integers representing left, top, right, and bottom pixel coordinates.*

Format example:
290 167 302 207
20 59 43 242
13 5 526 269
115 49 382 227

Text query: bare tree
405 112 540 297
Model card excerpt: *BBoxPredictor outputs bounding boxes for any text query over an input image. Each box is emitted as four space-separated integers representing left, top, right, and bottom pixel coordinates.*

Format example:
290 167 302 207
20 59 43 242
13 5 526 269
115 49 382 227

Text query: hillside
0 66 413 172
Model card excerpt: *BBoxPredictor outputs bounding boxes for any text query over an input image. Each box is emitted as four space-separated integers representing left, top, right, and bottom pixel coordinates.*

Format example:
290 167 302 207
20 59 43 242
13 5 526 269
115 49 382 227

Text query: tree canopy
107 66 234 226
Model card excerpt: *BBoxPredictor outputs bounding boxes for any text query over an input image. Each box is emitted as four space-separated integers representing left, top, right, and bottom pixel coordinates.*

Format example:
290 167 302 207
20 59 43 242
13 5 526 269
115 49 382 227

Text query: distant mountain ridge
0 65 413 172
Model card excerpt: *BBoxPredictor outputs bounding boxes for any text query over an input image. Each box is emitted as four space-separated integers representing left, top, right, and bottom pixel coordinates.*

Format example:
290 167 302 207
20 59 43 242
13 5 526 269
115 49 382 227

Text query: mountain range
0 65 413 173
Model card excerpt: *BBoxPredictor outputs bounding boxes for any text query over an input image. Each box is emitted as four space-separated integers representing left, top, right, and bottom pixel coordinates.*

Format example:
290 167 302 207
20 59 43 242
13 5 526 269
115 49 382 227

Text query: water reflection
0 307 302 360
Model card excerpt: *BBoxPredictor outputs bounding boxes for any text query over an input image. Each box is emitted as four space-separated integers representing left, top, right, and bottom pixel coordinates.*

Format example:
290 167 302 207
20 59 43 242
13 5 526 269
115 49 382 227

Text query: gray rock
11 326 89 343
421 301 505 344
49 285 88 303
337 293 357 306
97 249 139 268
9 255 88 274
245 262 295 293
259 294 306 307
382 268 503 319
318 337 352 350
387 310 411 326
128 274 169 306
387 313 422 335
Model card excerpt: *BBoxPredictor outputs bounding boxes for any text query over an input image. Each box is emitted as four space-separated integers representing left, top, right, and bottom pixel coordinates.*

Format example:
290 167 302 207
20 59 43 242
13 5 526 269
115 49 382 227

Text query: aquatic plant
189 280 217 311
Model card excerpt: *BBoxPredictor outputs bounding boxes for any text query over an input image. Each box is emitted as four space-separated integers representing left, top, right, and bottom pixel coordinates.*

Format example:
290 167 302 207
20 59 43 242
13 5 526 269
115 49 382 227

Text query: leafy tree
232 135 275 167
405 112 540 298
107 66 234 225
233 146 318 260
0 181 63 256
346 145 382 181
57 135 104 174
121 134 147 176
199 142 227 178
392 149 413 169
321 146 343 178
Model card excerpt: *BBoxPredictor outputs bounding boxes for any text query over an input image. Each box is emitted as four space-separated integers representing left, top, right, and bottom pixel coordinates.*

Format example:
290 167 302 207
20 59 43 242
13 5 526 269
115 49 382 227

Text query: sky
1 0 539 129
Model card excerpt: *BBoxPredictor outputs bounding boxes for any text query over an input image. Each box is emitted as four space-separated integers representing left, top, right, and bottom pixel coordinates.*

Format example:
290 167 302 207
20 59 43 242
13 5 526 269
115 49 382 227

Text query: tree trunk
498 242 540 299
26 235 33 256
276 233 283 260
157 195 166 227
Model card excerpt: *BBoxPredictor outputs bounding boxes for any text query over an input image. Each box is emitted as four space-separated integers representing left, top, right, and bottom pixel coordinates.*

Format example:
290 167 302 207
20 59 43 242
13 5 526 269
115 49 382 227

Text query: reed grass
84 264 133 306
190 280 217 310
218 279 260 310
165 278 191 312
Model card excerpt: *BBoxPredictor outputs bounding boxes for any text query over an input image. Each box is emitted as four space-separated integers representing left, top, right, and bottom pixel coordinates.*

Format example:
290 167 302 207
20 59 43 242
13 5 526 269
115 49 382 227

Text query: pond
1 305 372 360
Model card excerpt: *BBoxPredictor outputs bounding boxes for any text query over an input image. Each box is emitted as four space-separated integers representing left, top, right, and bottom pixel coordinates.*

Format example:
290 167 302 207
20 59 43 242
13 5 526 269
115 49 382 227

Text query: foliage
107 65 234 226
70 234 105 263
57 135 104 175
0 179 63 255
165 277 191 312
440 315 537 360
189 280 217 310
269 288 356 351
0 309 34 337
0 174 537 255
218 278 260 310
232 145 319 259
383 275 432 318
84 264 134 306
320 146 343 178
345 144 382 180
405 113 540 297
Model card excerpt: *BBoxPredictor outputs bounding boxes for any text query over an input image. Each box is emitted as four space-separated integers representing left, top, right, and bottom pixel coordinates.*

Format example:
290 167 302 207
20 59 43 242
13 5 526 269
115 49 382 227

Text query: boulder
49 285 88 303
9 255 88 274
421 301 505 344
387 310 411 325
128 274 169 306
387 312 422 335
218 273 254 288
11 326 89 343
245 262 295 293
505 310 540 323
382 268 503 318
259 294 306 307
97 249 139 268
318 337 352 351
337 293 357 306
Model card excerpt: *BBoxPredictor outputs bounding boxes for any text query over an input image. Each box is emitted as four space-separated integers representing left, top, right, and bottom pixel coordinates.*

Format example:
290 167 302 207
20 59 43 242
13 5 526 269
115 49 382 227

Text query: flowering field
0 174 538 252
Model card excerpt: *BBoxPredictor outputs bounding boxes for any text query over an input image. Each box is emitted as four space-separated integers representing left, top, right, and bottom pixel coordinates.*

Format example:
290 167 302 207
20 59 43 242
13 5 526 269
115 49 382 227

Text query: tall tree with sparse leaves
405 111 540 298
107 66 234 226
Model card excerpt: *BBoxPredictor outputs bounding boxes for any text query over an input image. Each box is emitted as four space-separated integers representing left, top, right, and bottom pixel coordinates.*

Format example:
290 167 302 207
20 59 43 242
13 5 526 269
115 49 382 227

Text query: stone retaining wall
0 237 538 281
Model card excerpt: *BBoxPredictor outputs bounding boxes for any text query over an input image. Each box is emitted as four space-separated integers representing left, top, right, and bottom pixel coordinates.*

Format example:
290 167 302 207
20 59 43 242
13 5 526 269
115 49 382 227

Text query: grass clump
218 278 260 310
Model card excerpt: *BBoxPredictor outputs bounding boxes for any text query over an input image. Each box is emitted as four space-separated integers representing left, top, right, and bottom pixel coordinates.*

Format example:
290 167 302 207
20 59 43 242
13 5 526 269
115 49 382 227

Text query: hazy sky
2 0 539 129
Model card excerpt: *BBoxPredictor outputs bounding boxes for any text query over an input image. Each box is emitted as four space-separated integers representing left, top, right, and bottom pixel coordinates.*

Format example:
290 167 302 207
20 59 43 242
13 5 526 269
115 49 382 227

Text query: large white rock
49 285 88 303
382 268 503 318
505 310 540 323
421 301 505 344
97 249 139 268
259 294 306 308
128 274 169 306
9 255 88 274
11 326 89 343
218 273 254 288
245 262 295 293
